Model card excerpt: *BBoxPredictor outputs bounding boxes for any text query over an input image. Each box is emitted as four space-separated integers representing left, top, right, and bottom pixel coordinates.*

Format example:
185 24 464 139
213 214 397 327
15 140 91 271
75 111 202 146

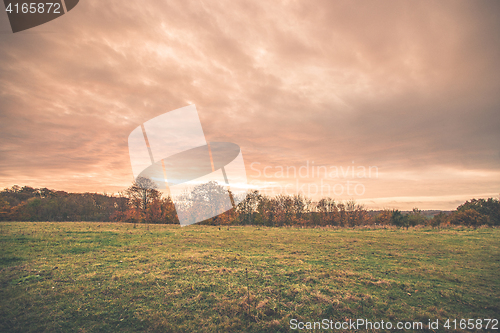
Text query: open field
1 222 499 332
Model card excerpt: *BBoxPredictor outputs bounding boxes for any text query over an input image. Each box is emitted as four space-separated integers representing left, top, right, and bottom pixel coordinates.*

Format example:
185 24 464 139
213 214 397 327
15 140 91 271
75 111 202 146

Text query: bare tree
125 177 161 228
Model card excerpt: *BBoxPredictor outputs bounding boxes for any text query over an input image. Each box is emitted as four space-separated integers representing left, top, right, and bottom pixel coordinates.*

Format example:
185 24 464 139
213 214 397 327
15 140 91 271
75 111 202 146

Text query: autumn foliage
1 182 498 228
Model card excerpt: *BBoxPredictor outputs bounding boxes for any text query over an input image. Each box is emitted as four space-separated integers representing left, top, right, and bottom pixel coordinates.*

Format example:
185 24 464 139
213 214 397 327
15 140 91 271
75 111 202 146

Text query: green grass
0 222 499 332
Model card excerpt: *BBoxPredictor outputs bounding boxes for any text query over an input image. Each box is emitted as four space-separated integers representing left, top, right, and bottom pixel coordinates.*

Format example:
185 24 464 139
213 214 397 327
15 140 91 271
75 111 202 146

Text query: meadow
0 222 499 332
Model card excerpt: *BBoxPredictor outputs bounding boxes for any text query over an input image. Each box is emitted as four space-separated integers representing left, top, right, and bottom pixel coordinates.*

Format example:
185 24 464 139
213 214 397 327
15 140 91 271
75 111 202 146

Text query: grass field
0 222 499 332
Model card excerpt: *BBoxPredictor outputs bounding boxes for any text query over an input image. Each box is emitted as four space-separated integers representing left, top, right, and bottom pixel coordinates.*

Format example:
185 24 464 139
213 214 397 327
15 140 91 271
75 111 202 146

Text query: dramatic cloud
0 0 499 209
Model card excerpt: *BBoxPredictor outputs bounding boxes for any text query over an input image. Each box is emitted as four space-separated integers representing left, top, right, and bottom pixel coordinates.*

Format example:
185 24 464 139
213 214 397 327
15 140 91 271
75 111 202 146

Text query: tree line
1 180 499 228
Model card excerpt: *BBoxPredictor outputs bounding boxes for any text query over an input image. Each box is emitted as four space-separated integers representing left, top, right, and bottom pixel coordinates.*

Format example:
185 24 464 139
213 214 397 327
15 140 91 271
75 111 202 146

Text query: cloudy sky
0 0 499 209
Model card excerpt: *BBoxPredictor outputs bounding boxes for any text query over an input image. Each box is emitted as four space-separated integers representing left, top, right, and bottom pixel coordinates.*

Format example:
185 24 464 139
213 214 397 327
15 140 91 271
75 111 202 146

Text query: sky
0 0 499 210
